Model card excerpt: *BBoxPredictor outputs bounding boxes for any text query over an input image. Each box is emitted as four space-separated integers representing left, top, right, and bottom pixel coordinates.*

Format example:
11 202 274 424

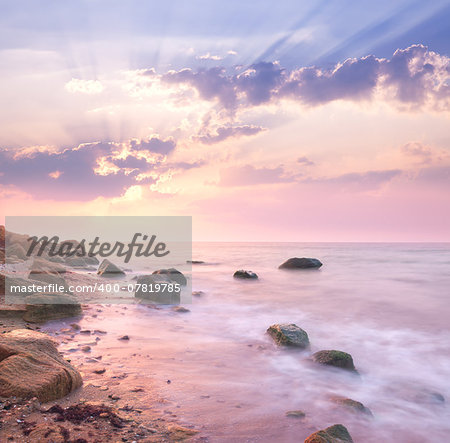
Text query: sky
0 0 449 241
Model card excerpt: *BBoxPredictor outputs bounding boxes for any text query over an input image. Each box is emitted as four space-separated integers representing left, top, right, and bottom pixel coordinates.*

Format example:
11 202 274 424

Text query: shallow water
44 243 450 442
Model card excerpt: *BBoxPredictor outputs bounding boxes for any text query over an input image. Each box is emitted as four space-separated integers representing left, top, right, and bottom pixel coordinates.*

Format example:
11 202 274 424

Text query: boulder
305 424 353 443
233 270 258 279
152 268 187 285
30 257 67 274
330 396 373 416
65 255 99 267
23 293 82 323
135 274 181 304
28 272 70 293
97 259 125 277
0 329 82 402
6 243 28 261
312 350 357 372
267 324 310 349
279 257 322 269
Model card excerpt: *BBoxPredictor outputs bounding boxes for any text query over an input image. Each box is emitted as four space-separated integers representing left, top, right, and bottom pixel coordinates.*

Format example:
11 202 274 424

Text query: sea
43 242 450 442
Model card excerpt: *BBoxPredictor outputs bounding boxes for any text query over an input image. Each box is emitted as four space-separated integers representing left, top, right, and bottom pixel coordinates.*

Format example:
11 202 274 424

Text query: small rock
279 257 323 269
330 396 373 416
233 270 258 279
93 368 106 374
267 324 310 349
312 350 357 372
118 335 130 341
171 306 190 313
192 291 204 296
305 424 353 442
81 345 91 352
286 410 306 418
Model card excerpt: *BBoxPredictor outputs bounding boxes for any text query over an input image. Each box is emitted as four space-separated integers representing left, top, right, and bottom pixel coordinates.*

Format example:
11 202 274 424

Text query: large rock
23 293 82 323
152 268 187 285
267 324 310 349
312 350 357 372
6 243 28 261
0 329 82 402
330 396 373 416
97 259 125 277
65 255 99 267
30 257 67 275
279 257 323 269
305 424 353 443
233 270 258 279
28 271 70 293
135 274 181 304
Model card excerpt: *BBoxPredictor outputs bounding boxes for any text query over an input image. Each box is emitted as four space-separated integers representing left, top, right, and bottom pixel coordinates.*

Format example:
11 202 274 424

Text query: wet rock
27 271 71 293
23 293 82 323
187 260 205 264
93 368 106 374
192 290 204 296
330 396 373 416
71 323 81 330
134 274 181 304
97 259 125 277
279 257 323 269
312 350 357 372
286 410 306 418
0 329 82 402
81 345 91 352
152 268 187 285
118 335 130 340
267 323 310 349
415 389 446 405
233 270 258 279
30 257 67 275
305 424 353 443
171 306 190 313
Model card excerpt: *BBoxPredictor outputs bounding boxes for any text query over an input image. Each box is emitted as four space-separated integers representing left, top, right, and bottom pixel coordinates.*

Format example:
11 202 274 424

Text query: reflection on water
44 243 450 442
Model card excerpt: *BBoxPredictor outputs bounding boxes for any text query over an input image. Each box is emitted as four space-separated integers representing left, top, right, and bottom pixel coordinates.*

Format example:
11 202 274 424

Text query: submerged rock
233 270 258 279
152 268 187 285
286 410 306 418
23 293 82 323
305 424 353 443
97 259 125 277
330 396 373 416
134 274 181 304
279 257 323 269
0 329 82 402
267 324 310 349
312 350 357 372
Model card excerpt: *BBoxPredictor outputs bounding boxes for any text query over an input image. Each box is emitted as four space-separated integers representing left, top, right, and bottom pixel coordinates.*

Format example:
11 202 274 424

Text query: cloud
219 164 295 187
154 45 449 111
297 156 315 166
65 78 104 94
196 53 223 61
194 125 265 145
310 169 402 191
401 142 433 164
0 137 177 201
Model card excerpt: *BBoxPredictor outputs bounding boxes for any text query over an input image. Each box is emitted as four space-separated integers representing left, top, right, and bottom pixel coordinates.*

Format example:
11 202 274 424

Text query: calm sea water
46 242 450 442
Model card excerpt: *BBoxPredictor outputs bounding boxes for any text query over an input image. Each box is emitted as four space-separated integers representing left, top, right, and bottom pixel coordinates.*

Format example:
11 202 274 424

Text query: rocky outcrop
97 259 125 277
312 350 357 372
267 324 310 349
279 257 323 269
0 329 82 402
23 293 82 323
152 268 187 285
233 270 258 279
330 396 373 416
135 274 181 304
305 424 353 442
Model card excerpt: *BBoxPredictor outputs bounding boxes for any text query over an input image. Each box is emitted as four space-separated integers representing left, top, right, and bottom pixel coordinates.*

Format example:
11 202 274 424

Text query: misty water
44 243 450 442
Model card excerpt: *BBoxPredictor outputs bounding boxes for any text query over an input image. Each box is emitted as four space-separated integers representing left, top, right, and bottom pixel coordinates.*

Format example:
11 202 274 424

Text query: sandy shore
0 308 201 443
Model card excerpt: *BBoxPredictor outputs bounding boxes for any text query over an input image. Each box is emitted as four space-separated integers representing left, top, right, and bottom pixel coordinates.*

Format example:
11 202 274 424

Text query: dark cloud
154 45 449 110
194 125 264 145
219 164 295 187
0 137 176 201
